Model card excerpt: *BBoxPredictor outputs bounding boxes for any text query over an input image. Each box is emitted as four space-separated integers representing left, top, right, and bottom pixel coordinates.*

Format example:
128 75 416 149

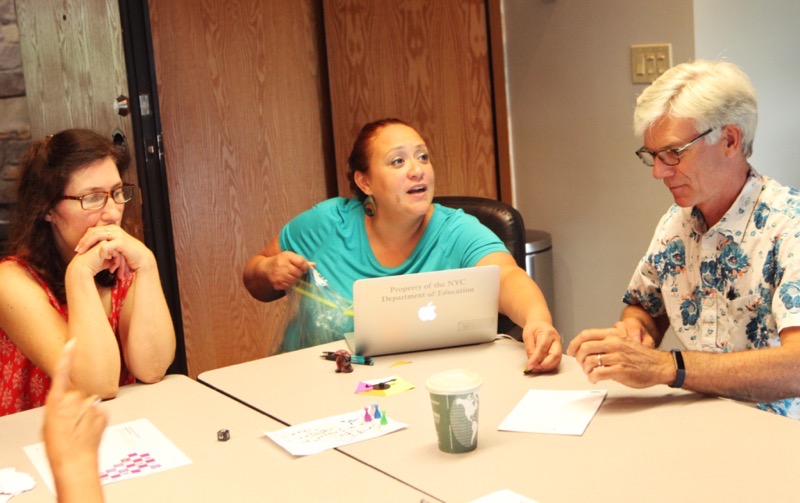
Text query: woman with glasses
0 129 175 416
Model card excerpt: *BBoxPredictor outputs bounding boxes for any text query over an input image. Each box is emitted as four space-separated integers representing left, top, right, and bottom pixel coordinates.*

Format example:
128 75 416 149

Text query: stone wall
0 0 29 243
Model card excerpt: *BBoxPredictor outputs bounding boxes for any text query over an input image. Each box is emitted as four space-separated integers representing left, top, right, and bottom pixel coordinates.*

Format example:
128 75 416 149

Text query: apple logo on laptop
418 301 437 321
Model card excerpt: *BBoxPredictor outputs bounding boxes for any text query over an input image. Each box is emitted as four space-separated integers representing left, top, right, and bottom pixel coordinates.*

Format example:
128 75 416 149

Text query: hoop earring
363 195 376 217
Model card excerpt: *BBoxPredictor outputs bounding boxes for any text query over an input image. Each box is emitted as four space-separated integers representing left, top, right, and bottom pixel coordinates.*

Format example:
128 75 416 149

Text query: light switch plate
630 44 672 84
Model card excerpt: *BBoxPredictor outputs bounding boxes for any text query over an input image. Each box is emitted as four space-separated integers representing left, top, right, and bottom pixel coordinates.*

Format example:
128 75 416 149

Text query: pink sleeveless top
0 256 134 416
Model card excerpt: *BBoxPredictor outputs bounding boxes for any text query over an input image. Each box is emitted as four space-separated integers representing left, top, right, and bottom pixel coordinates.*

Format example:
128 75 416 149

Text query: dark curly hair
5 129 130 303
346 118 412 200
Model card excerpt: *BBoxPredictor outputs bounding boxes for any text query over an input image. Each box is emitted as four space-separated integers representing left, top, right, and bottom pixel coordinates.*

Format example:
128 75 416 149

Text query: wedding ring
106 231 112 239
597 354 604 367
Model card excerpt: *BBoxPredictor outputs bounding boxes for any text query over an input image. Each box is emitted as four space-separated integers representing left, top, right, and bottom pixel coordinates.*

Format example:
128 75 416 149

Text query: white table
0 374 434 502
199 338 800 502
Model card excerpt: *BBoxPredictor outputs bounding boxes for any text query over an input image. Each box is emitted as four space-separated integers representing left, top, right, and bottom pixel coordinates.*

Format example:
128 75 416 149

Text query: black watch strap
669 349 686 388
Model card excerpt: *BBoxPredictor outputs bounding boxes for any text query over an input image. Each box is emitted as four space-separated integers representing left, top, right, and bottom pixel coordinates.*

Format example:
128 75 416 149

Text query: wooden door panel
323 0 497 199
149 0 333 376
16 0 143 238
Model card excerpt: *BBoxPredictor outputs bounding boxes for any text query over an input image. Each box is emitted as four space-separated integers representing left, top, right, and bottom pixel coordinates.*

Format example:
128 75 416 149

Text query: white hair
633 60 758 158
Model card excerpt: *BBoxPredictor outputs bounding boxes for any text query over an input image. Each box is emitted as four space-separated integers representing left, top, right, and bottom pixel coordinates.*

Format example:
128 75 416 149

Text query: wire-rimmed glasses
635 128 713 167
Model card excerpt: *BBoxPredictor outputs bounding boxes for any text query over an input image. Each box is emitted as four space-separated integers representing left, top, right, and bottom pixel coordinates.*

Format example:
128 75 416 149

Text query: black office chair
433 196 526 336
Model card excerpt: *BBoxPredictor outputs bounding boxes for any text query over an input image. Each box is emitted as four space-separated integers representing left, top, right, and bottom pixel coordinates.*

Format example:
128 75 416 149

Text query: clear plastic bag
279 268 354 352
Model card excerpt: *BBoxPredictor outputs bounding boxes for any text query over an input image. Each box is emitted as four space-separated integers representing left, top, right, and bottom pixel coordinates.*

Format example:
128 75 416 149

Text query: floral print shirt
624 169 800 419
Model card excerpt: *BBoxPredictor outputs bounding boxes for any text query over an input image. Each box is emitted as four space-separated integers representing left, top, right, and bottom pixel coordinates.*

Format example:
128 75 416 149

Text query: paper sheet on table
471 489 539 503
0 467 35 500
498 389 606 435
266 409 407 456
24 418 191 493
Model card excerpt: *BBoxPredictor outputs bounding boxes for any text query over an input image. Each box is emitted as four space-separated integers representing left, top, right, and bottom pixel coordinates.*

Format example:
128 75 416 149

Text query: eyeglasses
63 184 135 210
635 128 713 167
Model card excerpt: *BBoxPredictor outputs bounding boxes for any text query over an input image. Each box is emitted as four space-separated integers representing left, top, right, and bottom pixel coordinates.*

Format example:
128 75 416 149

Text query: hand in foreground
567 326 673 389
43 340 107 503
522 320 562 374
266 251 314 291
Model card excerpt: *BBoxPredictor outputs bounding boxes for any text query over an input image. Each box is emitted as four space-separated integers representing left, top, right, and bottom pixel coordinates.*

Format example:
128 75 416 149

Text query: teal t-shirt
277 197 508 352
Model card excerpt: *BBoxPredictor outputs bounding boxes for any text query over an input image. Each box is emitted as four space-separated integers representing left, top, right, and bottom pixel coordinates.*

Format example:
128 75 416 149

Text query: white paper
24 418 191 493
471 489 539 503
0 467 35 499
498 389 606 435
266 409 407 456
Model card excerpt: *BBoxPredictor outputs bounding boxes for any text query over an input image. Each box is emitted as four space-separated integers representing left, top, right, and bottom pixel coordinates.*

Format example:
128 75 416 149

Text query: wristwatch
669 349 686 388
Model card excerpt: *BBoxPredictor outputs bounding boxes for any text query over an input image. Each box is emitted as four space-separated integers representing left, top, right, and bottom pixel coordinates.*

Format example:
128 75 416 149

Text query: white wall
694 0 800 190
502 0 694 344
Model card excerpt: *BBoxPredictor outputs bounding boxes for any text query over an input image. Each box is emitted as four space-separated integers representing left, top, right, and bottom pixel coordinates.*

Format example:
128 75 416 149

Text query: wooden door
323 0 498 199
148 0 334 377
16 0 144 238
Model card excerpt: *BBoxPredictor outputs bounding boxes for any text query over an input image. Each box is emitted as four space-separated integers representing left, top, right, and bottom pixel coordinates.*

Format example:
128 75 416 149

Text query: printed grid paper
24 418 191 493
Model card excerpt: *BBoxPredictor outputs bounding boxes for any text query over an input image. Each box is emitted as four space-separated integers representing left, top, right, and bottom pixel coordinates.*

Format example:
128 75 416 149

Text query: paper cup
425 369 483 453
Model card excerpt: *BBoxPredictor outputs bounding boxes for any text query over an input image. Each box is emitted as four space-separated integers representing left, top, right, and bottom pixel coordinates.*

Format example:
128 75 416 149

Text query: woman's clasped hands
72 225 152 279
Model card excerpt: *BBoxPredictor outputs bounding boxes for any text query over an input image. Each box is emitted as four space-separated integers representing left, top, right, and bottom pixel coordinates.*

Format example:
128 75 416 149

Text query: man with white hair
568 60 800 419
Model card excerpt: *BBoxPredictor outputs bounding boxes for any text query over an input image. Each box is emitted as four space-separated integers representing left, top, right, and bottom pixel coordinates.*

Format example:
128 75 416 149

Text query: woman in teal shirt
244 118 560 373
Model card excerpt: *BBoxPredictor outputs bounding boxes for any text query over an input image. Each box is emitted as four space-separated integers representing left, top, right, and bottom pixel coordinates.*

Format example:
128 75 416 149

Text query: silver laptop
346 265 500 357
